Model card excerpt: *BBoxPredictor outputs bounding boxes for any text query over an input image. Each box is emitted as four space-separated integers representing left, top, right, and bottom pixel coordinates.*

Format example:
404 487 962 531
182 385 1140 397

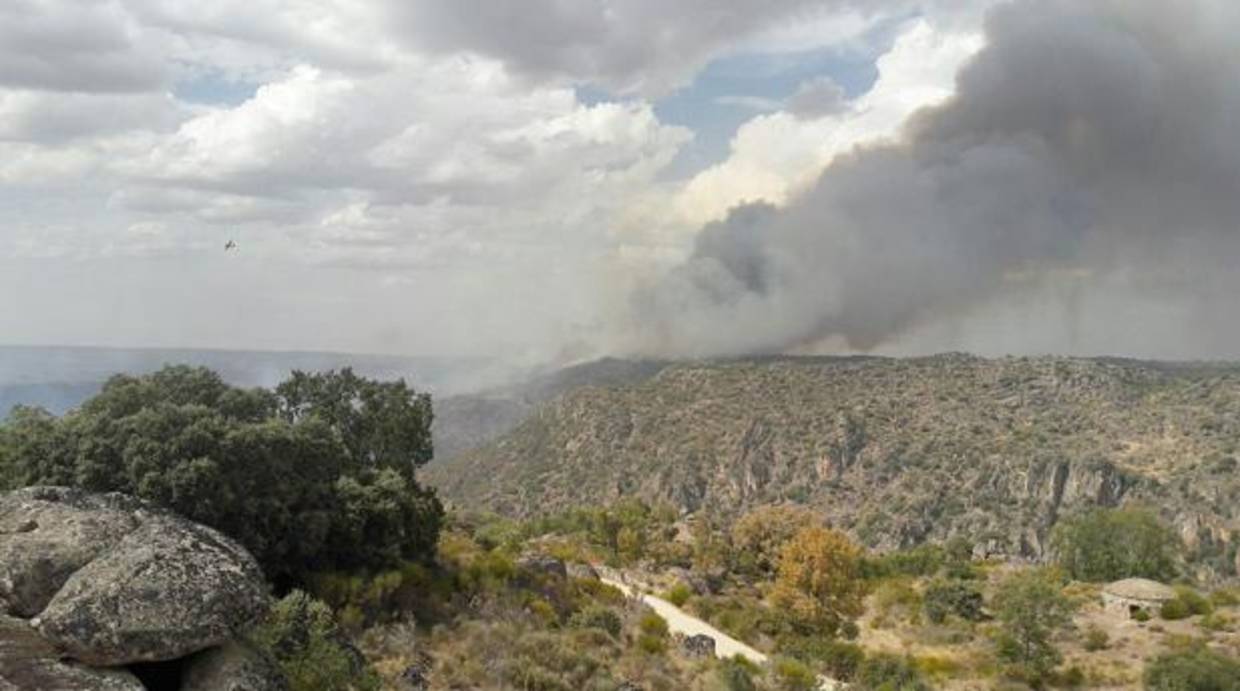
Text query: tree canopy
770 526 867 637
1050 507 1180 582
993 567 1074 684
0 366 442 587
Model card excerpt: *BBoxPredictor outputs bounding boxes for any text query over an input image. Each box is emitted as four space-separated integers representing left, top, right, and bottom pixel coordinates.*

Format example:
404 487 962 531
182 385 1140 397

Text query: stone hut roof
1103 578 1176 601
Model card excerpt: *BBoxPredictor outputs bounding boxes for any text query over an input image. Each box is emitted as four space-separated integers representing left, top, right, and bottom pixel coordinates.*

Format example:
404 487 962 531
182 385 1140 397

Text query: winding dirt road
598 574 842 690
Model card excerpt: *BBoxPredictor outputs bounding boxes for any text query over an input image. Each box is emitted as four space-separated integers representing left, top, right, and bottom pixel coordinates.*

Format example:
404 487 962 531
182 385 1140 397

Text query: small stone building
1101 578 1176 616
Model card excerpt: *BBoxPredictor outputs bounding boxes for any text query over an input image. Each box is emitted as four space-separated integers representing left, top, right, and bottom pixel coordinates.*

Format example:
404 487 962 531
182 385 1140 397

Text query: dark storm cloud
629 0 1240 357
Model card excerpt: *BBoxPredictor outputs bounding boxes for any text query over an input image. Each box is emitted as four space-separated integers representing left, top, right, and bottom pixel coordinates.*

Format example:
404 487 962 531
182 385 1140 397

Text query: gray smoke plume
628 0 1240 358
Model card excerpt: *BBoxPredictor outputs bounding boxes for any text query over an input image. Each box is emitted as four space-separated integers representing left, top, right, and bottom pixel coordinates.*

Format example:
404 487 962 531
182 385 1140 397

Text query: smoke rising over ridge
624 0 1240 359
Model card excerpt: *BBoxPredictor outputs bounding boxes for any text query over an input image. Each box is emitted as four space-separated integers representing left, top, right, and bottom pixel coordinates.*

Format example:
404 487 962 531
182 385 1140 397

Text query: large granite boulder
34 515 269 665
181 641 289 691
0 615 144 691
0 486 270 668
0 487 143 617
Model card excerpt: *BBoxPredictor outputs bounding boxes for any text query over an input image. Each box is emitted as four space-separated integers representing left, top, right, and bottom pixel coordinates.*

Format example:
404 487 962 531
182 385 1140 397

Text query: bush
250 590 380 691
1174 587 1213 616
1144 645 1240 691
1082 625 1109 652
638 611 669 638
854 653 930 691
1160 599 1191 621
777 637 864 682
1051 665 1086 688
923 579 984 624
636 634 667 655
663 582 693 607
864 545 945 579
717 657 759 691
569 606 623 638
1200 612 1235 633
772 657 818 691
1133 609 1151 622
1210 588 1240 608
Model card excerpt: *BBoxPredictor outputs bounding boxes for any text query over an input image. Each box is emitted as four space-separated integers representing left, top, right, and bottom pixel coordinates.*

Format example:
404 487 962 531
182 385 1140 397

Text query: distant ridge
0 344 506 417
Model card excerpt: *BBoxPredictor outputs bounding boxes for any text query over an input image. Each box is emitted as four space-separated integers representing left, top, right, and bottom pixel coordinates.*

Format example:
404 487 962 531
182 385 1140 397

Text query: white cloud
0 0 167 93
0 0 1001 360
673 19 984 228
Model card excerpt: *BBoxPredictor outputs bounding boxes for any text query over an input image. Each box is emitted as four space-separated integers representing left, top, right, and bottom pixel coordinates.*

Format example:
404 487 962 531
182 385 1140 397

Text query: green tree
275 368 433 480
1050 507 1179 582
0 406 71 490
1144 644 1240 691
993 568 1074 685
0 366 442 587
923 578 984 624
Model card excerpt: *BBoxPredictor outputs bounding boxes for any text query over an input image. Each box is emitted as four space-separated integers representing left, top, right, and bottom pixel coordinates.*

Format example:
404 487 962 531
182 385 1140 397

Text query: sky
3 0 1239 366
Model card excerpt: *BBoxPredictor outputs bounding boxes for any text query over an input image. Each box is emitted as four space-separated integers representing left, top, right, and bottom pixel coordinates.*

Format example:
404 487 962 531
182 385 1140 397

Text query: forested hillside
428 355 1240 579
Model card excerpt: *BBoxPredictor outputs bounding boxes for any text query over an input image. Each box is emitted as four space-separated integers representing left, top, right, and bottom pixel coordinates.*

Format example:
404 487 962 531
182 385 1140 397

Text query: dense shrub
1160 599 1191 621
663 582 693 607
1050 508 1179 582
250 590 380 691
569 606 623 638
0 366 443 586
771 657 818 691
1144 645 1240 691
1082 625 1110 652
923 579 984 624
863 545 946 579
639 611 669 638
716 657 759 691
1173 587 1213 616
1210 588 1240 607
777 637 864 681
854 653 930 691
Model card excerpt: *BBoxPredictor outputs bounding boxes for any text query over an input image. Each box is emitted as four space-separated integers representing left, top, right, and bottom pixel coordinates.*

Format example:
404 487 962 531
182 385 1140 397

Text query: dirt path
598 574 842 690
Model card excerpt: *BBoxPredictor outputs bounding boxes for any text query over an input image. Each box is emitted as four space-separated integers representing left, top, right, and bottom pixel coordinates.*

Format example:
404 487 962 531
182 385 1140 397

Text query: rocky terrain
0 487 281 690
430 357 670 460
427 355 1240 578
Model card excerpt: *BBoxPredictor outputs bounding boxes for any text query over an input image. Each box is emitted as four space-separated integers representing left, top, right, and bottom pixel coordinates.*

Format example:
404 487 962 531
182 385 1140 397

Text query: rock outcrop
181 641 288 691
35 517 268 665
0 487 142 618
0 487 275 687
0 615 145 691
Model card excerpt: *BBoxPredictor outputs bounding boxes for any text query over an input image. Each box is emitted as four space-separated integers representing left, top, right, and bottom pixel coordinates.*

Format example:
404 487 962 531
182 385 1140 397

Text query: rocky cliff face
427 355 1240 576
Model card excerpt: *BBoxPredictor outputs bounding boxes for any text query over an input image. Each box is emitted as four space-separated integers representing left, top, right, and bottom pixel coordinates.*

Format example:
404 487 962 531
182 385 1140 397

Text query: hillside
430 357 671 460
426 355 1240 578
